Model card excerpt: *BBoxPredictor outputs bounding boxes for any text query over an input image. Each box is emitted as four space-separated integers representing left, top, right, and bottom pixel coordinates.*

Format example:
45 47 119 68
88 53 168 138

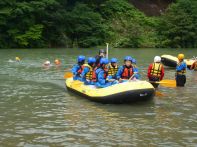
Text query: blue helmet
78 55 85 62
88 57 96 64
100 58 109 65
132 58 136 64
124 56 133 62
110 58 118 63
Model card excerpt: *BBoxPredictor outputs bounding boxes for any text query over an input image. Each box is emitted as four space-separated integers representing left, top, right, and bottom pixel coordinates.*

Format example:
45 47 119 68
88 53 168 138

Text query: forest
0 0 196 48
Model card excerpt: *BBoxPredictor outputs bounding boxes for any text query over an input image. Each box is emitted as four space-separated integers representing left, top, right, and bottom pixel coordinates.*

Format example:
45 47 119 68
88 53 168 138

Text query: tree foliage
0 0 196 48
157 0 197 48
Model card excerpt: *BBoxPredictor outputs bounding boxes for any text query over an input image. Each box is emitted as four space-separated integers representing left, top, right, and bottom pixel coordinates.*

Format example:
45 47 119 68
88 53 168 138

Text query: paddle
64 72 73 79
106 43 109 59
151 79 176 88
128 73 137 82
155 91 165 97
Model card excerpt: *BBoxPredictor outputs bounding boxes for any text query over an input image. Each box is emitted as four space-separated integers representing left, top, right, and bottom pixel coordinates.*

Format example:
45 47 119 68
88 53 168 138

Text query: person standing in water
147 56 164 88
176 54 187 87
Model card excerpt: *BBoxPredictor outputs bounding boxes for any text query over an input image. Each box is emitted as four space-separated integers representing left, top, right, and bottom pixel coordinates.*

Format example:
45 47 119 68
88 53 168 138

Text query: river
0 48 196 146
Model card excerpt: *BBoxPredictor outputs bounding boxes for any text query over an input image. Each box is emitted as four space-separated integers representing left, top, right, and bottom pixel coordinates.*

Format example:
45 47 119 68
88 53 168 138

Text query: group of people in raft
71 49 191 88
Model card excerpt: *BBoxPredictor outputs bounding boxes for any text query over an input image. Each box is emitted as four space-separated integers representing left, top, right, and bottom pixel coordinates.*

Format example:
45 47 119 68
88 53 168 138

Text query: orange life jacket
77 65 84 75
121 65 134 79
92 67 97 82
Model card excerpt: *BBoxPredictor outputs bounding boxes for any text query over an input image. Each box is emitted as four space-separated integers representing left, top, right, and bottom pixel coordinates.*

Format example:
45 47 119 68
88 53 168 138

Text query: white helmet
154 56 161 63
44 61 51 65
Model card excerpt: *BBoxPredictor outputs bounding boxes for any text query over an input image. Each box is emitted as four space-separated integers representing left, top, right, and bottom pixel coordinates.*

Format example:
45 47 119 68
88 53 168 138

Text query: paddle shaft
106 43 109 59
128 73 136 81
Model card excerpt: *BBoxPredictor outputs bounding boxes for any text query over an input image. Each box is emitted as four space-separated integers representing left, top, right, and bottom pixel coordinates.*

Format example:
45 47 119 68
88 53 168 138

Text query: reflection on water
0 48 196 146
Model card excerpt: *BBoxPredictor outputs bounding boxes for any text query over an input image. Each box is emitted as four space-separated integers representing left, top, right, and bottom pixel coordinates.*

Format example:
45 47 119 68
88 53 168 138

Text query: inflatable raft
65 78 155 104
161 54 195 68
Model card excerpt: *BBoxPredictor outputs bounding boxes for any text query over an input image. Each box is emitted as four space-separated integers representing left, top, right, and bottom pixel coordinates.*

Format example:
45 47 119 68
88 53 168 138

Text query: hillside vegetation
0 0 196 48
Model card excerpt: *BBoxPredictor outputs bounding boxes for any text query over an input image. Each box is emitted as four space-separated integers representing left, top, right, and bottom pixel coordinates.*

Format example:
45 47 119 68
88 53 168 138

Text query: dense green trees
0 0 196 48
157 0 197 48
64 3 106 47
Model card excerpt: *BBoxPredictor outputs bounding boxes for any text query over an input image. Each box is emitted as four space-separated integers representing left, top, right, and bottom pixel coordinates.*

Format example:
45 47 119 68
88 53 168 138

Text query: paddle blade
159 80 176 88
64 72 73 79
155 91 165 97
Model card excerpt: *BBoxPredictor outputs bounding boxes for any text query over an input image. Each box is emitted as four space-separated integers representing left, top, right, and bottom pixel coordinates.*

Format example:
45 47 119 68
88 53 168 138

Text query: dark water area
0 48 196 146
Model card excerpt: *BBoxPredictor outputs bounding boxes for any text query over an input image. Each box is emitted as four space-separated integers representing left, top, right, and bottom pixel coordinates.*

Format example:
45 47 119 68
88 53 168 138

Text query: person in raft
81 57 96 85
107 58 119 80
176 54 187 87
71 55 86 81
132 58 140 79
95 49 106 67
147 56 164 88
116 56 137 82
95 58 118 88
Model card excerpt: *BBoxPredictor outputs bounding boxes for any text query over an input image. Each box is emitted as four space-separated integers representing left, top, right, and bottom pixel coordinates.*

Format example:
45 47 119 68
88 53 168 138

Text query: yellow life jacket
83 64 93 80
108 64 118 76
176 62 186 75
150 63 162 77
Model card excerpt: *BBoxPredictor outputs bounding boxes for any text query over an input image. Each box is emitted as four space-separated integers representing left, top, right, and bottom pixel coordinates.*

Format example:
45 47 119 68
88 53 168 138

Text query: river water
0 48 196 146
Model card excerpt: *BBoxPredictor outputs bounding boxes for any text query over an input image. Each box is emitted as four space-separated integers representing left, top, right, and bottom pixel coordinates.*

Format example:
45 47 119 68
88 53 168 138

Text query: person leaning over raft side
147 56 164 88
190 59 197 71
95 58 118 88
116 56 137 83
132 58 140 79
176 54 187 87
95 49 106 67
71 55 85 81
81 57 96 85
107 58 119 80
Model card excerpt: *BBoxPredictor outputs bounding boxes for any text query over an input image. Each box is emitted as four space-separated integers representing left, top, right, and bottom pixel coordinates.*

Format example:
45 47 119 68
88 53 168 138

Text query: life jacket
108 64 118 76
96 68 108 81
121 65 134 79
83 64 94 80
92 67 97 82
77 65 84 75
176 62 186 75
150 63 163 77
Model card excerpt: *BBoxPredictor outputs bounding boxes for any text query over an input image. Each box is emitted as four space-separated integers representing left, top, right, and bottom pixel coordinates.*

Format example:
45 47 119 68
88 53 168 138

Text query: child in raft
71 55 85 81
80 57 97 85
116 56 138 82
107 58 119 81
95 58 118 88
